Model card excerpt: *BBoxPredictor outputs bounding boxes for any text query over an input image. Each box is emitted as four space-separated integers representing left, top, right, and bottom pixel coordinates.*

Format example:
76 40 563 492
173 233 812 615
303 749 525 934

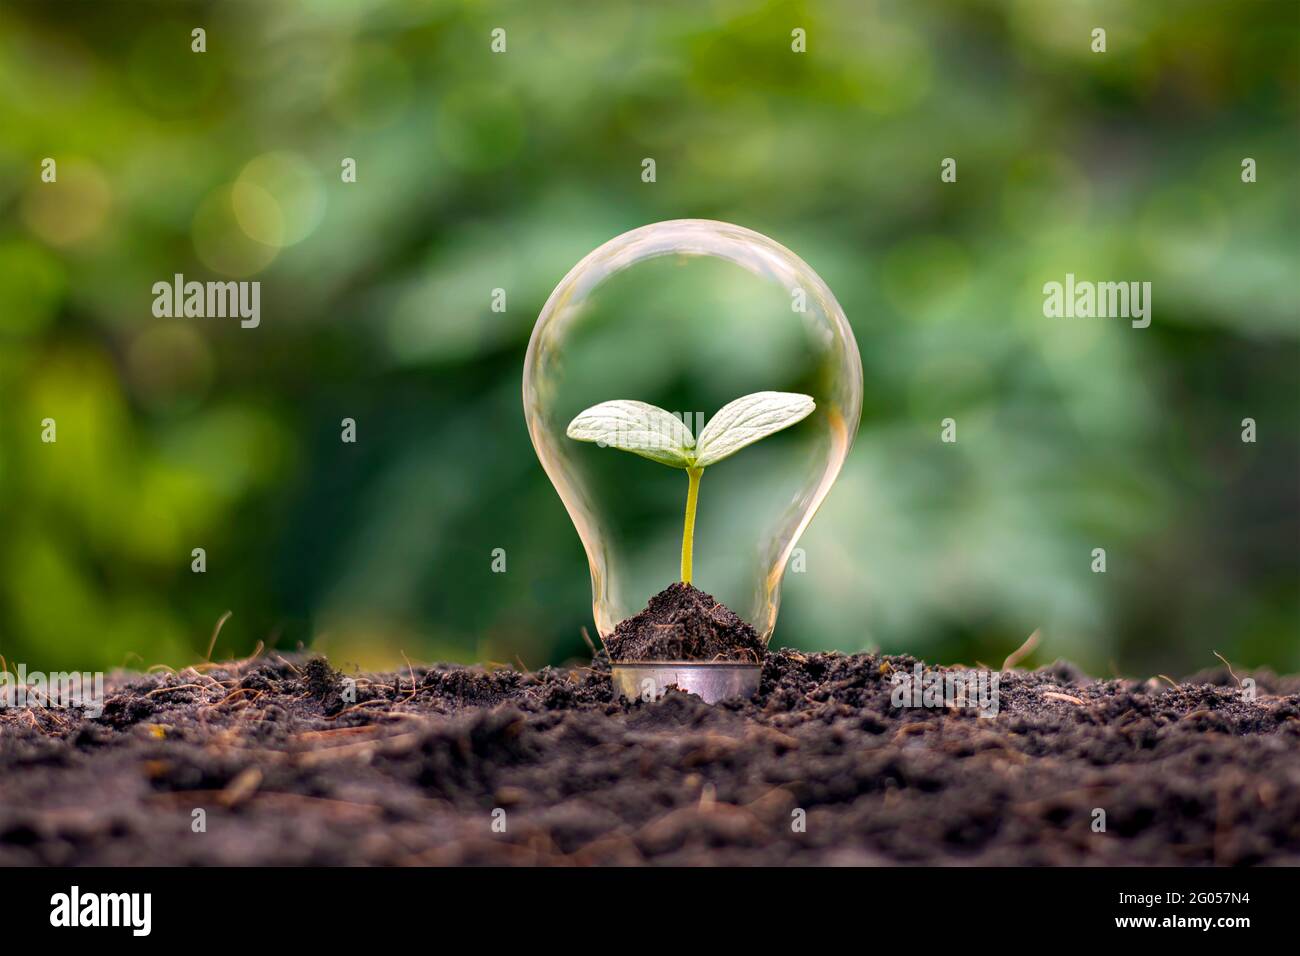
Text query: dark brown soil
1 650 1297 865
605 582 765 662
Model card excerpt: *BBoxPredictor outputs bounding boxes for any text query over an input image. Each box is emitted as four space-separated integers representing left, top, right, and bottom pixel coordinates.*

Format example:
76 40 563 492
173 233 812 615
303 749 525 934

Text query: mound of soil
605 582 766 662
0 650 1297 865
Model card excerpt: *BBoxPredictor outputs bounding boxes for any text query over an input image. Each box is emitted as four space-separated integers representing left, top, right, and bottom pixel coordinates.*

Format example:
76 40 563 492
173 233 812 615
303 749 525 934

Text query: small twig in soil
1002 628 1041 671
1213 650 1242 686
698 783 717 811
292 726 389 742
205 610 233 662
399 651 419 702
219 767 263 808
205 688 264 713
182 668 224 688
194 640 264 674
297 732 421 767
145 682 206 698
1042 691 1085 705
274 655 303 675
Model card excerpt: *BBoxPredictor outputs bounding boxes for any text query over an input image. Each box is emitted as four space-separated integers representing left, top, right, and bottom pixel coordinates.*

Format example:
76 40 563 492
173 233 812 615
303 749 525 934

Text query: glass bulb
523 219 862 645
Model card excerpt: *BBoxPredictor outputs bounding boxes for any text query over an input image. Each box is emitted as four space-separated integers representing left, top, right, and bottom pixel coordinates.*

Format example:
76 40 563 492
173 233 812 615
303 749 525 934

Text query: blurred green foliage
0 0 1295 676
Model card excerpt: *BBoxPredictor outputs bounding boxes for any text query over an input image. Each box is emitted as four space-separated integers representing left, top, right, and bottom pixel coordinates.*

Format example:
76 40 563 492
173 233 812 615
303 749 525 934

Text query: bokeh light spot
235 151 325 247
20 158 112 247
193 185 280 277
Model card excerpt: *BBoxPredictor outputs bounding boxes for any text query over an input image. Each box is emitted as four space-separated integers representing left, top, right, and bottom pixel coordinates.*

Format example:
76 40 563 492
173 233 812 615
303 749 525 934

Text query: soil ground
1 650 1297 865
605 582 765 662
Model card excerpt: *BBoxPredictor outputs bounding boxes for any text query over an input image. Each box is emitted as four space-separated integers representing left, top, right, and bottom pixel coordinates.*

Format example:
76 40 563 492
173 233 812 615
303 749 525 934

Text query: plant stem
680 466 703 584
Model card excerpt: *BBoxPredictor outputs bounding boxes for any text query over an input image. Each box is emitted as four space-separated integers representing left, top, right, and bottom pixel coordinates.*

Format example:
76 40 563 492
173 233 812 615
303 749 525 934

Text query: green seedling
566 391 815 584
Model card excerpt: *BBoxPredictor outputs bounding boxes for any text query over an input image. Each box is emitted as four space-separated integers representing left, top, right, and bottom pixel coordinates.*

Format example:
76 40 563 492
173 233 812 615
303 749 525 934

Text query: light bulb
523 219 863 653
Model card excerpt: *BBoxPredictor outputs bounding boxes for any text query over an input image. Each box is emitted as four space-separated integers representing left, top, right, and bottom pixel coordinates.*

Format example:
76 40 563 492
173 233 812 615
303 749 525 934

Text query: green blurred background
1 0 1296 676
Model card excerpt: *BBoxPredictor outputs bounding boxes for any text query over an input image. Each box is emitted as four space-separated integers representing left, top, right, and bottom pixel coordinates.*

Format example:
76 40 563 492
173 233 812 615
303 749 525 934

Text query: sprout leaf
565 400 695 468
693 391 815 468
566 390 816 584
